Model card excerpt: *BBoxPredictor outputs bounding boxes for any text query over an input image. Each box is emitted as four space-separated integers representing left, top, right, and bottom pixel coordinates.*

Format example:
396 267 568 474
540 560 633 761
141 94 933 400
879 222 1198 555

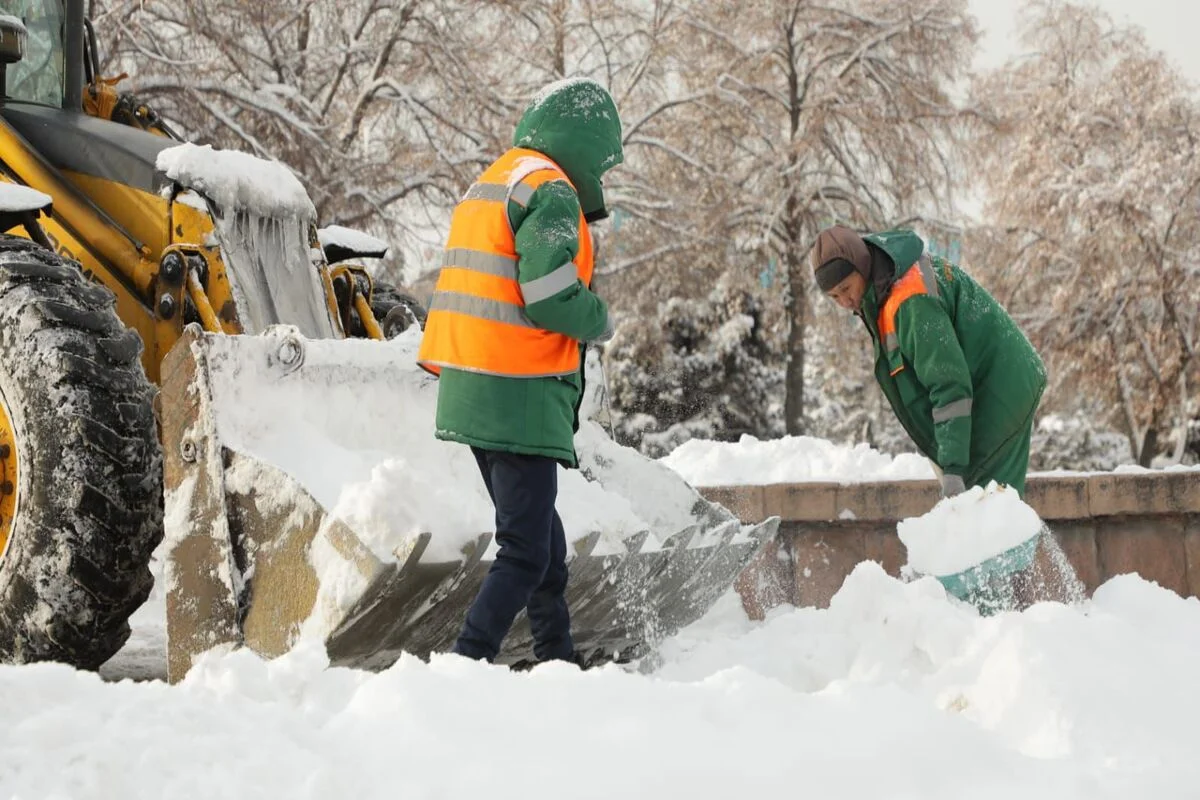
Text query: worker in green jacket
418 78 620 665
810 225 1046 498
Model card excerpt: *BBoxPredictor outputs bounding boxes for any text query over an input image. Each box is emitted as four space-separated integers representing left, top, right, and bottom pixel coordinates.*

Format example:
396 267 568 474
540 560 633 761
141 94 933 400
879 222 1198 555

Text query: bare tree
660 0 976 435
89 0 492 283
90 0 707 288
969 0 1200 464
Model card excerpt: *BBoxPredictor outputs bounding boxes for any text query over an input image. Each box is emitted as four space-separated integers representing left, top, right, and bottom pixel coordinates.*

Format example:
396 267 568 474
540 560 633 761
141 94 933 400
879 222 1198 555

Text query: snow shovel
934 534 1040 615
898 482 1042 616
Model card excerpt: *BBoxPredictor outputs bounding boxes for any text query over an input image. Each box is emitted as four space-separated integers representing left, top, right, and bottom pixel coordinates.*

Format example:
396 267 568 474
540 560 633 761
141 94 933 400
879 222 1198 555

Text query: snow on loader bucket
160 326 779 681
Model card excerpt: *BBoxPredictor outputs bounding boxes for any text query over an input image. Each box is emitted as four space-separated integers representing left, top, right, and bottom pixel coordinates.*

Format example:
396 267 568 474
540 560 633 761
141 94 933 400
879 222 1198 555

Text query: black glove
940 473 966 498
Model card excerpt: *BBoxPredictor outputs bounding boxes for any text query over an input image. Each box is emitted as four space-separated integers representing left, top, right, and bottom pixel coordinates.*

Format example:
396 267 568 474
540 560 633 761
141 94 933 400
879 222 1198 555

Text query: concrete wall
698 472 1200 618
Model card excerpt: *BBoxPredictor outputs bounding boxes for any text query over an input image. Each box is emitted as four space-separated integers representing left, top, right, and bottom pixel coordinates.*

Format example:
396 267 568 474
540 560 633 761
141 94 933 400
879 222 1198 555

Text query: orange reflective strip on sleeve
877 263 931 340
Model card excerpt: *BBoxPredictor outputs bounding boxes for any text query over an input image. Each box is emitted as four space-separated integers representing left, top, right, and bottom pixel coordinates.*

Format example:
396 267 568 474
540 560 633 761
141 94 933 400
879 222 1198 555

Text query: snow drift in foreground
14 566 1200 799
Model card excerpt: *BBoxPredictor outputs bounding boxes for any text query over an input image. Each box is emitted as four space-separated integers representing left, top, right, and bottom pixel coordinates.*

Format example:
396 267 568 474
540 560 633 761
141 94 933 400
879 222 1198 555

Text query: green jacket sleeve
895 296 973 474
509 179 608 341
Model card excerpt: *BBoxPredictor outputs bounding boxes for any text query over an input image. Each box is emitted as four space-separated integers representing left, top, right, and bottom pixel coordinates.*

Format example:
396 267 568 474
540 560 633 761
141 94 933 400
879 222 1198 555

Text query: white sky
968 0 1200 84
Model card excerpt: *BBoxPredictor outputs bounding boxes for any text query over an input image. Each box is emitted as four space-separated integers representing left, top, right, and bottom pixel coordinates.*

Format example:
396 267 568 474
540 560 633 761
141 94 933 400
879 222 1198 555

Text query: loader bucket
160 325 779 682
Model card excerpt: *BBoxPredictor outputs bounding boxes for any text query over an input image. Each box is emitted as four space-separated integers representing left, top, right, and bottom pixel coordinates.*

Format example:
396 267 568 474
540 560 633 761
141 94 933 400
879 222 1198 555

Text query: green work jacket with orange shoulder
858 230 1046 484
417 147 608 466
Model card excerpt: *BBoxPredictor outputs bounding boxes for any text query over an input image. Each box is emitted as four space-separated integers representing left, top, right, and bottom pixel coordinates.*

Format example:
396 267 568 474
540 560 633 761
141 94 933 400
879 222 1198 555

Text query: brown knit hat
810 225 870 291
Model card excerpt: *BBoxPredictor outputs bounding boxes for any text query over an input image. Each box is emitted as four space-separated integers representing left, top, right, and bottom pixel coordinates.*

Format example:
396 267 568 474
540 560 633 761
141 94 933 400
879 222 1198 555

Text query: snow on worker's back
897 482 1042 578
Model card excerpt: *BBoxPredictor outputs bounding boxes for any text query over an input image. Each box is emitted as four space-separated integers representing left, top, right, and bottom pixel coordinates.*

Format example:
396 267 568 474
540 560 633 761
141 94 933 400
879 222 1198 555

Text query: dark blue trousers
453 447 574 663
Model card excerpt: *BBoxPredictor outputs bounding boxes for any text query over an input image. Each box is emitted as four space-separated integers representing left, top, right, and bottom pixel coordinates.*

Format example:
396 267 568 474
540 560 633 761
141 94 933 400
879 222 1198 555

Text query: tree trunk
1137 427 1158 467
551 0 567 77
783 250 807 435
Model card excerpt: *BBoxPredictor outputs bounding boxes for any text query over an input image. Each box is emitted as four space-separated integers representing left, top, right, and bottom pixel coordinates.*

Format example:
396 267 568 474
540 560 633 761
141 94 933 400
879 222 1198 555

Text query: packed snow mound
659 565 1200 783
170 326 741 642
157 143 316 219
898 483 1043 576
660 433 936 486
21 565 1200 798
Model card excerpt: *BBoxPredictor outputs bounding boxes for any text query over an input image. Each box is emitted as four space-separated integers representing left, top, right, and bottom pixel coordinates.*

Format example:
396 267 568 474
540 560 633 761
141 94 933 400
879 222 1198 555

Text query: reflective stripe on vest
878 255 939 354
417 148 594 378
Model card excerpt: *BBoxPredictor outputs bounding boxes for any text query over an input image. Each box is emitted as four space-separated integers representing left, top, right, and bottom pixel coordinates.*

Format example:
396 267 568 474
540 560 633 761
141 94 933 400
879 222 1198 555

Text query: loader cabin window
2 0 65 108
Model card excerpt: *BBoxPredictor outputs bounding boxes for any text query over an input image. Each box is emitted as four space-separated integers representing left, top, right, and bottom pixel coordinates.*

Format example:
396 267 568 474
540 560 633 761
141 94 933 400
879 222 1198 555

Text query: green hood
863 228 925 272
861 228 927 310
513 78 624 221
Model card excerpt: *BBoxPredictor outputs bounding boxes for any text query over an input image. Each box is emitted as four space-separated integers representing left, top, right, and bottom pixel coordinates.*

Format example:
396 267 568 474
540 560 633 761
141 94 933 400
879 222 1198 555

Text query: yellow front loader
0 1 777 680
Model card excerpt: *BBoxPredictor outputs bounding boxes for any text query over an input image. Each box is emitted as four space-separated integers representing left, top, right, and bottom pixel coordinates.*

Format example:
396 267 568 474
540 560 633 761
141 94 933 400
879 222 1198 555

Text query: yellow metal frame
0 119 257 381
185 270 223 332
1 116 377 380
354 293 384 340
328 263 387 339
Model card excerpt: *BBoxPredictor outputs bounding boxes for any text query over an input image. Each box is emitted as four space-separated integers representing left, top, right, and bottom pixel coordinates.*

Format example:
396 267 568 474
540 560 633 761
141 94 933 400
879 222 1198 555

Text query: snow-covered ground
58 481 1200 799
10 562 1200 799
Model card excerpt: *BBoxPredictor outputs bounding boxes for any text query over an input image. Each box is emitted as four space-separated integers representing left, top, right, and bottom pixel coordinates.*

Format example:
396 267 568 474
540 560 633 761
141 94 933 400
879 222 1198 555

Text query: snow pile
24 565 1200 798
660 433 935 486
898 483 1043 577
657 565 1200 792
1110 462 1200 474
660 433 1195 487
201 328 687 565
157 143 316 219
182 326 734 638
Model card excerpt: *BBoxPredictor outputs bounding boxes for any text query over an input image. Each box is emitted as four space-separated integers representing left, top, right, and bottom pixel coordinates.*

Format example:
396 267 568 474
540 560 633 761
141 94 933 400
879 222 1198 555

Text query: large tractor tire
0 236 163 669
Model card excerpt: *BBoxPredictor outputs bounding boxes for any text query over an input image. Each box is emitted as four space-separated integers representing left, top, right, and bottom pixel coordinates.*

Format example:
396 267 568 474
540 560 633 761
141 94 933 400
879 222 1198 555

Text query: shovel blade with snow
933 534 1041 615
898 483 1059 615
159 328 779 681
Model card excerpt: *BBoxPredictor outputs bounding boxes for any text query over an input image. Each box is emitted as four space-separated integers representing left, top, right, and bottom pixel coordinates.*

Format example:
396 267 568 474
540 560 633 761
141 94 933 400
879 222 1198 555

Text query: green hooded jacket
858 229 1046 485
431 79 623 466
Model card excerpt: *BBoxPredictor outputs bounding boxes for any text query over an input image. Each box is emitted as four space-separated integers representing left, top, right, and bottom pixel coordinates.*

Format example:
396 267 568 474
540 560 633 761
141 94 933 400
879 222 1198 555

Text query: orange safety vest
877 256 940 376
417 148 594 378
